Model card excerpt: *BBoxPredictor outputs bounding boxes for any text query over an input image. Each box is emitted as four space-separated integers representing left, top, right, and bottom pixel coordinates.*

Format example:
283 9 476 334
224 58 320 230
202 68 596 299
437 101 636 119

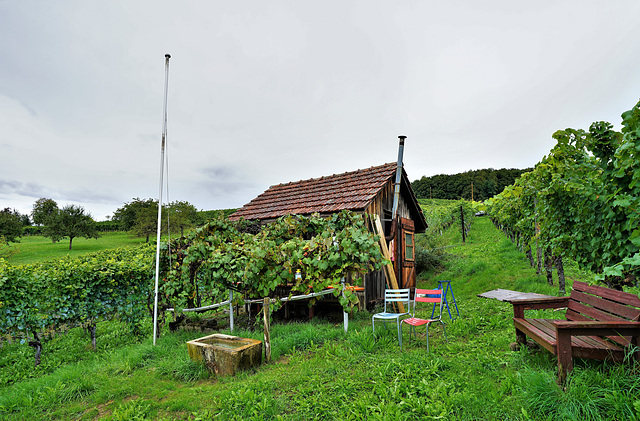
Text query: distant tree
112 198 157 231
45 205 100 250
0 207 23 243
32 198 59 226
195 208 238 226
133 203 165 243
167 200 198 236
20 213 31 227
114 198 200 240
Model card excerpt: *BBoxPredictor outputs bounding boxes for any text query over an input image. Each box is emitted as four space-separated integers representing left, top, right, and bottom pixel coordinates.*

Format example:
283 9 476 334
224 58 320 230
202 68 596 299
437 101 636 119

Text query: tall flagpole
153 53 171 345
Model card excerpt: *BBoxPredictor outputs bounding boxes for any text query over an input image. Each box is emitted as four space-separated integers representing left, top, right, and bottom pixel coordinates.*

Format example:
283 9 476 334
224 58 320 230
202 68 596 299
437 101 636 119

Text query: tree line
0 197 235 254
411 168 531 201
0 200 99 251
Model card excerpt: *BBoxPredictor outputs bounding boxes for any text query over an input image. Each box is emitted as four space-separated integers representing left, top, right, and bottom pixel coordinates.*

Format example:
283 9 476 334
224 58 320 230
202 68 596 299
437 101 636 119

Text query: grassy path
1 217 638 420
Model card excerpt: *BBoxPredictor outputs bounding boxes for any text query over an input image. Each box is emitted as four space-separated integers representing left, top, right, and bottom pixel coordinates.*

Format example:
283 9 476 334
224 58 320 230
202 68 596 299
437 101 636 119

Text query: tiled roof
229 163 399 221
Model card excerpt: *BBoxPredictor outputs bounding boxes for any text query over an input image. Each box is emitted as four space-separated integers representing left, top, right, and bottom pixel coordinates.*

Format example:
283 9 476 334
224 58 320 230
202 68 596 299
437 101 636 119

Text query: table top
477 289 555 302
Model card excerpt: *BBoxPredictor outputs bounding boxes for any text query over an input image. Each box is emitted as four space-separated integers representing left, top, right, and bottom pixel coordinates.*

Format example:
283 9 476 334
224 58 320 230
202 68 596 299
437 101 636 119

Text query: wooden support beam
371 214 405 313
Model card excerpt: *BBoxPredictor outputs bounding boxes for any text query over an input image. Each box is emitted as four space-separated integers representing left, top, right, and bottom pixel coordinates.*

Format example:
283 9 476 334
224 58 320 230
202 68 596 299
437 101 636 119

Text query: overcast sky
2 1 640 221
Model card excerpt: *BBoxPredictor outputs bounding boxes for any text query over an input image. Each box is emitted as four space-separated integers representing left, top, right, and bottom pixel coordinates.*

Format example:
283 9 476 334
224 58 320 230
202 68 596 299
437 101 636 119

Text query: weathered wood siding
364 180 414 224
364 270 386 310
362 179 417 306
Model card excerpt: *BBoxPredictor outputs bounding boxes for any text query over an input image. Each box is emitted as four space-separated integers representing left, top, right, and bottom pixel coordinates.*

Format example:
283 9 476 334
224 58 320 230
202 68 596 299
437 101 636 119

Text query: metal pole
342 277 348 333
391 135 406 218
153 53 171 346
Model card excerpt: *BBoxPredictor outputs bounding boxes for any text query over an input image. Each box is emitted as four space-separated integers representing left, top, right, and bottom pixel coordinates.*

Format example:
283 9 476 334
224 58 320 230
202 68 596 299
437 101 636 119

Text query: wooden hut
229 159 427 308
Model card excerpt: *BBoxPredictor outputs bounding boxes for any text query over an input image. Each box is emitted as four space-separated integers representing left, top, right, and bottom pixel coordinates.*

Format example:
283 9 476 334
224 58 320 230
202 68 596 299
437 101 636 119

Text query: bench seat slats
515 318 627 357
514 318 556 353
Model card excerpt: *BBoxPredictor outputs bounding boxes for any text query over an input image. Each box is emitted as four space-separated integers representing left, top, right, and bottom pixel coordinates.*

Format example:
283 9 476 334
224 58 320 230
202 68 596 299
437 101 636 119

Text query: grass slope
5 232 148 265
1 217 639 420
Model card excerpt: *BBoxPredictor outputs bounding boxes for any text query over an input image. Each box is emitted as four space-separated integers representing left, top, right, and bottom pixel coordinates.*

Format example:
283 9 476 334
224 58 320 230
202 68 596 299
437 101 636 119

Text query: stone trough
186 333 263 376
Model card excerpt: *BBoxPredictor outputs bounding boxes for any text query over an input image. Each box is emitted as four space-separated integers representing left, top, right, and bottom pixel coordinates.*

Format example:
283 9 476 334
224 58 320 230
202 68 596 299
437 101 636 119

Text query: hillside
1 216 638 420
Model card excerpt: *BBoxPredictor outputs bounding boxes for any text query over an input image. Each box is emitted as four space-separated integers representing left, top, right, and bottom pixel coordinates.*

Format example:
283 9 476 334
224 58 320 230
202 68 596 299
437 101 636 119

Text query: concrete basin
187 333 262 376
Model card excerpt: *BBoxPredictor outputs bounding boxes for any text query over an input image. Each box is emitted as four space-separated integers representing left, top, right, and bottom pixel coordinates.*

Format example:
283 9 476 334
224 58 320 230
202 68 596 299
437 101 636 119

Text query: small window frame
404 232 415 261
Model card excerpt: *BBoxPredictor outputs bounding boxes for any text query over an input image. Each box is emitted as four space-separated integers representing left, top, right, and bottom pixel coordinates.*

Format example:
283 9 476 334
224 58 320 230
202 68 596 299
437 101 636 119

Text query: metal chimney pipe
391 135 406 218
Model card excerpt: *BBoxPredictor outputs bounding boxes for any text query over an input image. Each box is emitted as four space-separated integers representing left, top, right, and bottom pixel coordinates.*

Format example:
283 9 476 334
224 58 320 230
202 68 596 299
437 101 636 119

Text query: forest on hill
411 168 531 201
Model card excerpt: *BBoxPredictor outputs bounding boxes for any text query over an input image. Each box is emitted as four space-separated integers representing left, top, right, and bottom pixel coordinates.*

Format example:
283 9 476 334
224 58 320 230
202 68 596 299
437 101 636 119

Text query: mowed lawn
5 232 149 265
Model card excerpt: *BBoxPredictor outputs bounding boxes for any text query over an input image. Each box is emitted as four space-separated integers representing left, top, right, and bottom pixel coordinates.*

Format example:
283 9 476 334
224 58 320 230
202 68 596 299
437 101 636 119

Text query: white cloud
2 0 640 220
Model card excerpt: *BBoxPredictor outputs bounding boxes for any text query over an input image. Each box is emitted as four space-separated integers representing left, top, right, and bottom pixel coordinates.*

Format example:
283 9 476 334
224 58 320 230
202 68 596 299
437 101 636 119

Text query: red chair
402 288 448 352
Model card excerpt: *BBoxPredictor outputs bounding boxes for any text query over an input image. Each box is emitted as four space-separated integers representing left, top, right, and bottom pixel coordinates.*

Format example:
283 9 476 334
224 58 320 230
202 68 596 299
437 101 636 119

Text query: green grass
5 232 148 265
1 217 639 420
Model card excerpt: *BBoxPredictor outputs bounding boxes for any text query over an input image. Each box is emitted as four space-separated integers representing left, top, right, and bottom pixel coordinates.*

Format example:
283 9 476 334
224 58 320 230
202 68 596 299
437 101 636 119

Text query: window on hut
405 232 414 261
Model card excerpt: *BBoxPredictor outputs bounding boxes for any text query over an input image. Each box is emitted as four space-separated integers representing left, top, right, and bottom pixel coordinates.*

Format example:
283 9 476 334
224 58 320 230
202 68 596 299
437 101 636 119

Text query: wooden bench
511 280 640 383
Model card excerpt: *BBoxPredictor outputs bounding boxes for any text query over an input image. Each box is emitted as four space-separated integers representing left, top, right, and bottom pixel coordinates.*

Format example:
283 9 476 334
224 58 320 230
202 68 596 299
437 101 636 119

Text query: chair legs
441 320 448 343
408 320 447 353
373 317 403 347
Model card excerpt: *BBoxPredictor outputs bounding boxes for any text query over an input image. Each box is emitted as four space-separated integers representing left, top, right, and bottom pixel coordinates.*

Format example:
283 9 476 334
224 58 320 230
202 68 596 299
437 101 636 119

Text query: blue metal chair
372 288 411 347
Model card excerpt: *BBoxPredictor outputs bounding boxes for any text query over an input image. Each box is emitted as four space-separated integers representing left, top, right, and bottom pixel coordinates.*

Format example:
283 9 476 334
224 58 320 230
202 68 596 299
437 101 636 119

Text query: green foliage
111 198 156 232
5 232 147 265
519 364 640 421
0 208 23 243
0 261 48 342
486 99 640 287
412 168 531 201
0 319 144 387
167 200 199 236
113 198 201 241
31 198 58 227
414 199 475 274
44 204 100 250
0 244 155 367
0 236 19 259
195 209 237 225
107 399 153 421
1 218 639 420
95 220 121 232
132 201 160 243
161 211 386 312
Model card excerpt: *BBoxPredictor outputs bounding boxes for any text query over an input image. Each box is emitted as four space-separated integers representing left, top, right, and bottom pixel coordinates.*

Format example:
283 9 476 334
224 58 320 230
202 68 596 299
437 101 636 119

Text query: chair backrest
414 288 443 319
384 288 411 314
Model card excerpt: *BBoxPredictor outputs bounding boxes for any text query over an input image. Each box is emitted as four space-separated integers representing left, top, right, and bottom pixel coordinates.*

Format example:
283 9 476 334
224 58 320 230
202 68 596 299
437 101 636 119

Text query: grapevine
486 100 640 290
160 211 387 313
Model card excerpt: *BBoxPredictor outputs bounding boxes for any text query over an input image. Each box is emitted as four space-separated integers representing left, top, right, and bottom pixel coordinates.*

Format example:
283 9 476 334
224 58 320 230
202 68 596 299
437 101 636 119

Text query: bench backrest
567 281 640 348
567 281 640 323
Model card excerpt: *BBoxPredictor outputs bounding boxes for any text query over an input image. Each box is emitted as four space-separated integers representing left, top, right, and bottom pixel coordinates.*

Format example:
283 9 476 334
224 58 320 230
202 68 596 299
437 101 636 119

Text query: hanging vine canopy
160 210 388 312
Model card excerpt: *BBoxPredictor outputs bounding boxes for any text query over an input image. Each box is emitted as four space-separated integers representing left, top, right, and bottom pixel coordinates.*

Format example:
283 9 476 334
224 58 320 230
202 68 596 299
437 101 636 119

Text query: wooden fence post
460 205 466 243
229 290 234 332
263 297 271 363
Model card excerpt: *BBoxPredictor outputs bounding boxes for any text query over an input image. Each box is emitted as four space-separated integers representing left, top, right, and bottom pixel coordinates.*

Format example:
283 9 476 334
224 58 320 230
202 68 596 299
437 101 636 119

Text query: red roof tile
229 163 398 221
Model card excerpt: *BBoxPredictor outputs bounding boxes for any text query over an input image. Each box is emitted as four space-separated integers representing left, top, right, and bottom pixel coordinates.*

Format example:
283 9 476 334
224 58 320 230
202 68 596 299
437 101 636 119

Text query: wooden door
396 217 416 290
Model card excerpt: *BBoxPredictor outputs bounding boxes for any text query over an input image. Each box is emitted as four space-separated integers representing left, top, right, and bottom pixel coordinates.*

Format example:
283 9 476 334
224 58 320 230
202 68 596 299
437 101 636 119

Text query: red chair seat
401 288 448 352
403 317 432 327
